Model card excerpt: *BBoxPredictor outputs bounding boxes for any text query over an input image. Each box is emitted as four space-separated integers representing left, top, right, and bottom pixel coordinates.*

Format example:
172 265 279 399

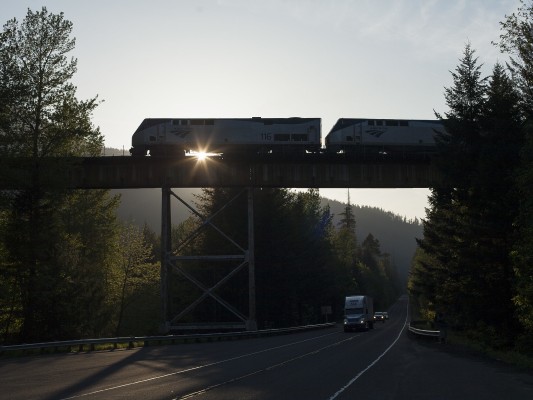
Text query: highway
2 296 532 400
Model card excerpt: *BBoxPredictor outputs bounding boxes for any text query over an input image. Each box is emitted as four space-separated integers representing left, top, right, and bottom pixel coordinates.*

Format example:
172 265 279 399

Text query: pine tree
496 0 533 342
465 63 523 342
332 191 360 299
418 43 488 329
416 41 526 346
436 43 487 191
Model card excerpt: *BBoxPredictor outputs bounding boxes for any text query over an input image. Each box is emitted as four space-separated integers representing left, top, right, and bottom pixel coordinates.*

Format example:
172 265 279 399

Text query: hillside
111 188 202 229
321 198 423 286
113 188 422 286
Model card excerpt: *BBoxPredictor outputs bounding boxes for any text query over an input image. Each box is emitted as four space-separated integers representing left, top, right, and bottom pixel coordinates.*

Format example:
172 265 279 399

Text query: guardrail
408 323 439 337
0 322 336 355
408 322 442 341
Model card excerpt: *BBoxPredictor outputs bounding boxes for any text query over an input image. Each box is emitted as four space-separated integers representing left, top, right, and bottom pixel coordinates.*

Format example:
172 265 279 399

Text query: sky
1 0 523 220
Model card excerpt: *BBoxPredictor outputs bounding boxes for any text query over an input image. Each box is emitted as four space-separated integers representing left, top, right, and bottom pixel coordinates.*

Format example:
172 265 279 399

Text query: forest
112 187 422 286
408 2 533 353
1 2 532 354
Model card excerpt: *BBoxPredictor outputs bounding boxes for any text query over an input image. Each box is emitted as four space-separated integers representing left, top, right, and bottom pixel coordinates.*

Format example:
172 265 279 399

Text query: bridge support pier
160 187 171 333
160 187 257 333
247 187 257 331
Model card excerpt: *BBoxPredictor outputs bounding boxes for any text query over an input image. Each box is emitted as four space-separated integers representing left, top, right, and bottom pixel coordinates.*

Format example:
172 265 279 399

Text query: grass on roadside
444 331 533 371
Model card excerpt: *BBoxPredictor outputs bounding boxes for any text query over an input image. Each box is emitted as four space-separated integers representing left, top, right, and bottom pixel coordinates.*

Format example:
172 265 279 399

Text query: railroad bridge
0 155 438 333
0 155 438 189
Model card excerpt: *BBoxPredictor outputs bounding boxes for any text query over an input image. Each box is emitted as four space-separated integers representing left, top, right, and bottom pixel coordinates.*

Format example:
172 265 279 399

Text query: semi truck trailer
344 295 374 332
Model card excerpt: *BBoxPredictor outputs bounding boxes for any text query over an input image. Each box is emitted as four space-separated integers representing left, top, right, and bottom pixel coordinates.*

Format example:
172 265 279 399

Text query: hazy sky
2 0 522 220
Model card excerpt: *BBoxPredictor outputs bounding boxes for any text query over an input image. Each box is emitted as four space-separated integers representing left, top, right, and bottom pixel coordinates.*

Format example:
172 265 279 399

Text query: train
325 118 445 157
130 117 446 158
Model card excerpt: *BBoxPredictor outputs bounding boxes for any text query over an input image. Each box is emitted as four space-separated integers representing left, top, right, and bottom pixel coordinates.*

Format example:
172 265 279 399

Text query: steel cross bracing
160 187 257 333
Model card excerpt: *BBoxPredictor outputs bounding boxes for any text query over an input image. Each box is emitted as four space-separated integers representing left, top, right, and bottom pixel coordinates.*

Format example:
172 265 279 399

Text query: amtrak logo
365 129 386 138
171 129 192 138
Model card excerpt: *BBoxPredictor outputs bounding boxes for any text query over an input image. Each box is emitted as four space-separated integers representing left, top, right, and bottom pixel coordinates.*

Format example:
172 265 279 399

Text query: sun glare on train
189 150 219 161
196 151 207 161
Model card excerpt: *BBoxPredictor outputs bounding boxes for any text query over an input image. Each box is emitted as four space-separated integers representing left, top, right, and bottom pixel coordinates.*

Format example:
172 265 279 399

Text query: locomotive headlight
188 150 221 161
196 151 207 161
189 150 209 161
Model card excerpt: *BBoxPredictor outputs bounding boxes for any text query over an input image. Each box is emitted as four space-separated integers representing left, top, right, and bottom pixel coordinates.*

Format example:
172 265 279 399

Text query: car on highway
382 311 389 320
374 312 386 322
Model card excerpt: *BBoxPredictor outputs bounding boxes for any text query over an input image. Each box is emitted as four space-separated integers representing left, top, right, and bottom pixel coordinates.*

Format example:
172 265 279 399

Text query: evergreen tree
333 192 360 296
42 190 118 339
496 0 533 115
358 233 398 308
408 246 440 321
513 125 533 341
182 187 337 328
496 0 533 342
415 43 525 345
338 191 357 234
436 43 487 191
417 43 489 329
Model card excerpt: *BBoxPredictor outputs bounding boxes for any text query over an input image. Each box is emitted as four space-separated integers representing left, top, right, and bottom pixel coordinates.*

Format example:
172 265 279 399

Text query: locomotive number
261 133 272 141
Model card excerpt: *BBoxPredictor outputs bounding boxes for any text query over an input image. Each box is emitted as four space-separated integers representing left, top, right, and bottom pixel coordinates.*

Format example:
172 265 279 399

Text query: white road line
327 299 409 400
175 335 359 399
59 330 340 399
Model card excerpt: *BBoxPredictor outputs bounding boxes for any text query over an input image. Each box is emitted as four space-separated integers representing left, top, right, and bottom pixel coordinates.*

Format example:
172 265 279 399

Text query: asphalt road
2 296 533 399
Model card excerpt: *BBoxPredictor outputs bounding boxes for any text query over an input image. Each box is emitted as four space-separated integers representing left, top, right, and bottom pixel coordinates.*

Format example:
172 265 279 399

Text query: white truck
344 295 374 332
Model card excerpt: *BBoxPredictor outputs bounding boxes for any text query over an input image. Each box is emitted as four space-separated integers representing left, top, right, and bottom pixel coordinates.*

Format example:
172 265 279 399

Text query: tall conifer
497 0 533 340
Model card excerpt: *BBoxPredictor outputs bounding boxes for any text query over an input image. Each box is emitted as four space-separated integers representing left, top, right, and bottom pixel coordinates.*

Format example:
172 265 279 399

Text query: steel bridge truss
160 187 257 333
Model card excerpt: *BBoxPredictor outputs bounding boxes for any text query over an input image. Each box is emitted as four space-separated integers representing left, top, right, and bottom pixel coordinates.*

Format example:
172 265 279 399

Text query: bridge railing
0 323 336 355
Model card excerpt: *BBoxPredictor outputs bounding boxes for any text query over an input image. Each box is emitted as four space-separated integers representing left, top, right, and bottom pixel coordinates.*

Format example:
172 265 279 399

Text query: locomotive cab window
346 136 353 142
188 119 214 125
292 134 308 141
274 134 290 141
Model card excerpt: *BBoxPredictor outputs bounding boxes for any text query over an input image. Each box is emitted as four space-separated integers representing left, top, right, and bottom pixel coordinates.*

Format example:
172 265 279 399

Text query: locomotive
129 117 446 158
324 118 446 157
129 117 321 157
